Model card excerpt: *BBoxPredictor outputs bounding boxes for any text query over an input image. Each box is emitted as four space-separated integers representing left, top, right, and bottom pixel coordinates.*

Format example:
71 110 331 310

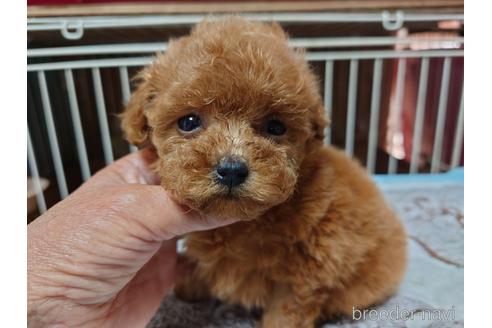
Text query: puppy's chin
170 194 274 221
197 196 272 221
166 186 295 221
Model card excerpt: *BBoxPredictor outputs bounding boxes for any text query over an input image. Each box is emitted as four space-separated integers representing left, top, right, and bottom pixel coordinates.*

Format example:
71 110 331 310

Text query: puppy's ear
120 68 155 146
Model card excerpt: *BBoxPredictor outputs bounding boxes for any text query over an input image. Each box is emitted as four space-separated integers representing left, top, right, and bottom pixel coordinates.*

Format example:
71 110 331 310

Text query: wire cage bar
65 69 91 181
431 57 452 173
451 90 464 169
37 71 69 199
92 67 114 165
323 60 334 145
387 58 407 174
410 58 430 174
119 66 138 153
27 128 47 214
27 11 465 36
367 59 383 174
345 59 359 157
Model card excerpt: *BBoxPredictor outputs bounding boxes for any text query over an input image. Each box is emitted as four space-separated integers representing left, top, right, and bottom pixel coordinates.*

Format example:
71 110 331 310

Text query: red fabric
396 56 464 169
28 0 197 4
28 0 281 5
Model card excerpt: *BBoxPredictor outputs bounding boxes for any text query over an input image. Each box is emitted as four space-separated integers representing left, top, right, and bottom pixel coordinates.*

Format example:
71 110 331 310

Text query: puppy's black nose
215 157 249 188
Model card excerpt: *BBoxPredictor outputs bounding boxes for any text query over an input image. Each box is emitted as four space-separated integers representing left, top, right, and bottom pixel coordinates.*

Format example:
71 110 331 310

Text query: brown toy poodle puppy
121 17 406 328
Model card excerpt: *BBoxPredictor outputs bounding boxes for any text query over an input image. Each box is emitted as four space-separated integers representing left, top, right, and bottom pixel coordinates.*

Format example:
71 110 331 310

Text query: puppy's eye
178 114 202 132
265 119 286 136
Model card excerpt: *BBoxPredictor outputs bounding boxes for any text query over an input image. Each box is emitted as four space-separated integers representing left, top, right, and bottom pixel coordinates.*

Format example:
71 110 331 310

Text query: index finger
88 147 161 188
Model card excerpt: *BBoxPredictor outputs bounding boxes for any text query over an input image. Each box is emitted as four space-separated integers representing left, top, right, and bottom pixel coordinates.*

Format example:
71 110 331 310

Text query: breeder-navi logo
353 306 456 322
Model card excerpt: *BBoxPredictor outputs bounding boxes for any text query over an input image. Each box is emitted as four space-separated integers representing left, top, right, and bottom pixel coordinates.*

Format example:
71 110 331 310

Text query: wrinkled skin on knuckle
28 188 161 316
28 187 177 328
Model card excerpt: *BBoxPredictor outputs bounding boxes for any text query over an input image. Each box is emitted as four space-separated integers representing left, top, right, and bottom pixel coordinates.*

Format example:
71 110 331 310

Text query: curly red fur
121 17 406 327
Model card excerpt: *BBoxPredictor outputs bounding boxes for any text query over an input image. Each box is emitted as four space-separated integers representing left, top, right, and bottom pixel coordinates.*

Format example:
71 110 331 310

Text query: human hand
27 148 236 327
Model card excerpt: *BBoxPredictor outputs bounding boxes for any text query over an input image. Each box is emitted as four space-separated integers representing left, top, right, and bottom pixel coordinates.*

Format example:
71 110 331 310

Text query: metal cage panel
27 11 464 215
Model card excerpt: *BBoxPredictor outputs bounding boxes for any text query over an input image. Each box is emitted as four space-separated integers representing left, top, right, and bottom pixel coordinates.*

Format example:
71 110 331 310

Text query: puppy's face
122 18 326 220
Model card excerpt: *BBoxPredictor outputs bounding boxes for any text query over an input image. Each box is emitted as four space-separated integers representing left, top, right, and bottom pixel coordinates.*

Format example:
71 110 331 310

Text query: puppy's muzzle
215 156 249 189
